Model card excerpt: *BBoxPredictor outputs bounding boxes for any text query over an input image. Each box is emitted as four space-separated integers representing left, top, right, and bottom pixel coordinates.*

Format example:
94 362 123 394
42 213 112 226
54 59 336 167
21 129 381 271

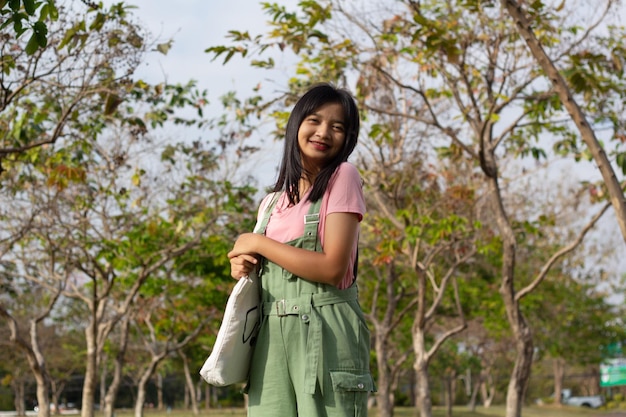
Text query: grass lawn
128 405 622 417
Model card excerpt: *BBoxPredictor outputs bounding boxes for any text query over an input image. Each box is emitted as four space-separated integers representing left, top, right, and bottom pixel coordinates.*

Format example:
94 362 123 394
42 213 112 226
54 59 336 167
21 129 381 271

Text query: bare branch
516 201 612 300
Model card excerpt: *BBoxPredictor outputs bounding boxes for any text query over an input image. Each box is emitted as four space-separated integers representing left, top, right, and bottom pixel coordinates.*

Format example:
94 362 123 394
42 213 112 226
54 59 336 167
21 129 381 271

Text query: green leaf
89 12 105 31
616 152 626 176
156 41 172 55
45 1 58 20
11 16 26 37
23 0 35 15
39 3 50 20
33 20 47 45
1 54 16 74
24 31 39 55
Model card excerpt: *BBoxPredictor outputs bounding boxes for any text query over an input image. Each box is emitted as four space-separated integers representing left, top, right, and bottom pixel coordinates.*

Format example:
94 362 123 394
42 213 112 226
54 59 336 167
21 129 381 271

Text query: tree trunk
374 332 394 417
195 381 202 411
211 385 218 408
504 328 533 417
81 323 98 417
414 359 433 417
204 385 210 409
553 358 565 406
157 373 164 411
134 358 162 417
1 311 52 417
134 370 150 417
413 325 433 417
467 373 480 412
482 155 532 417
409 370 416 407
501 0 626 244
444 374 453 417
50 381 61 416
481 374 495 408
183 384 189 409
180 351 199 415
501 264 534 417
366 262 413 417
100 354 107 413
103 314 132 417
34 368 50 417
12 376 26 416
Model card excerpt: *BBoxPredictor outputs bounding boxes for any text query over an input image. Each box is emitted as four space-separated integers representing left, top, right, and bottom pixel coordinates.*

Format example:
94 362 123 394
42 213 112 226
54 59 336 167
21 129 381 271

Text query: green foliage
0 1 158 182
526 270 625 366
616 150 626 175
0 3 273 413
0 0 58 54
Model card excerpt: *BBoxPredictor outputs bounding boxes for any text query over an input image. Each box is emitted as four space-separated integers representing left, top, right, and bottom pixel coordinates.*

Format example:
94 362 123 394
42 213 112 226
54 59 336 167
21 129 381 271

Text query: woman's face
297 102 346 173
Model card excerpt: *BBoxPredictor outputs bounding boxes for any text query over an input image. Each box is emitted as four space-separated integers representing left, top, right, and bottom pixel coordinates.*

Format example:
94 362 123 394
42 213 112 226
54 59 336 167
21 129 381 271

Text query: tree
501 0 626 243
0 309 37 416
0 268 63 417
359 259 415 416
0 1 149 175
359 145 480 417
125 219 235 417
130 292 208 417
42 324 84 414
527 270 626 404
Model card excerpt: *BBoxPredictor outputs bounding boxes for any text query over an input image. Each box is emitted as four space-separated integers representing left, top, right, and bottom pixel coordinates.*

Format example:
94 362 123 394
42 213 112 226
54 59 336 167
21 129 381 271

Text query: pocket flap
330 370 374 392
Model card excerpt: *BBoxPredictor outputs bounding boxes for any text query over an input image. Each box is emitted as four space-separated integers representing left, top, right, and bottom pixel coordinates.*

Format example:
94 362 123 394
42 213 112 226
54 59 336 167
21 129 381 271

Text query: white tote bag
199 271 261 386
200 193 278 386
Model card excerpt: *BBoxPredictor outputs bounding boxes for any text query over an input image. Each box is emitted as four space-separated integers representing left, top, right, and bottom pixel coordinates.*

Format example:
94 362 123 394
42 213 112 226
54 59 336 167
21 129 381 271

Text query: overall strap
303 198 323 252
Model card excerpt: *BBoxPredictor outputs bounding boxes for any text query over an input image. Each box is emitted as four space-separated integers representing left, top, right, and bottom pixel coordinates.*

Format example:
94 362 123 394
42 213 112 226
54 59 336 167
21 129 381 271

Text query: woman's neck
298 176 314 201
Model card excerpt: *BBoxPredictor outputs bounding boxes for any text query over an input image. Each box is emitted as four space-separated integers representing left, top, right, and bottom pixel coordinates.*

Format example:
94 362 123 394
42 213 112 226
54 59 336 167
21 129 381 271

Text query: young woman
228 83 374 416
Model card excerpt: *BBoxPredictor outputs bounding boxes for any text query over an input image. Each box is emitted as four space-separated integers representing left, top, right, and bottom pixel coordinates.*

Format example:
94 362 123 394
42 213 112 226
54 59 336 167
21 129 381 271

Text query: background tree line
1 2 625 417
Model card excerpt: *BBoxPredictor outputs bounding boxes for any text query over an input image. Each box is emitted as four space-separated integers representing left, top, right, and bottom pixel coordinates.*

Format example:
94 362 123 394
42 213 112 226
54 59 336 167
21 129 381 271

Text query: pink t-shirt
257 162 366 289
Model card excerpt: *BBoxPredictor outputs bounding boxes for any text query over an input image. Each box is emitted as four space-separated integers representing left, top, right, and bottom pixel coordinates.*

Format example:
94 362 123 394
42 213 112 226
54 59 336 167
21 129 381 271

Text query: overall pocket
329 369 374 392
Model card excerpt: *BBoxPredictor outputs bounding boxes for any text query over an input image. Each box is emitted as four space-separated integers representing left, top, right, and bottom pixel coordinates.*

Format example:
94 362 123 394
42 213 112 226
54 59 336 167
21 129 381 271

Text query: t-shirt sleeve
326 162 366 221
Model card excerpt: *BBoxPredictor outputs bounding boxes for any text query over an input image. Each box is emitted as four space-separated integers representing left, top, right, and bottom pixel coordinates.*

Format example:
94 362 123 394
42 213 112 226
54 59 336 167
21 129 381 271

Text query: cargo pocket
330 370 374 392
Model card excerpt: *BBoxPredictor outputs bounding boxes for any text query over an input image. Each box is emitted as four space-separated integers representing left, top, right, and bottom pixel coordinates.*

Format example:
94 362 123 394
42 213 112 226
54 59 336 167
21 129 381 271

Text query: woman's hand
229 254 258 280
228 233 262 279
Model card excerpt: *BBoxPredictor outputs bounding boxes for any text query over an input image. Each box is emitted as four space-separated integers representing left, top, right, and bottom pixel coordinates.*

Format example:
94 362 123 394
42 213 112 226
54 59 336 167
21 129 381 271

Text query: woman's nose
316 123 331 138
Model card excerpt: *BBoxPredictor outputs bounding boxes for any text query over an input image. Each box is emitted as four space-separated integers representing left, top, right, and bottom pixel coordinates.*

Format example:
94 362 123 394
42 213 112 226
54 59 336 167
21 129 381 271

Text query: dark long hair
272 83 360 205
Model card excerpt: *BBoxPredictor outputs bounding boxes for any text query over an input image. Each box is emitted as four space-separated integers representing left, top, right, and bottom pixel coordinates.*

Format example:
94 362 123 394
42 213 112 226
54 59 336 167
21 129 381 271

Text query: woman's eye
333 124 345 131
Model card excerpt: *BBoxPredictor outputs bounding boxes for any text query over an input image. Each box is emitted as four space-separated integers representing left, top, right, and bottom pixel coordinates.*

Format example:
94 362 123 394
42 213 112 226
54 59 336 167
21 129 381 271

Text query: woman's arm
228 211 359 287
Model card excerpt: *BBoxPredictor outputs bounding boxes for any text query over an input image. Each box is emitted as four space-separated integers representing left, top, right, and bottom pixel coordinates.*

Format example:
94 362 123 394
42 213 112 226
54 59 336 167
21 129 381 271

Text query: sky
126 0 297 102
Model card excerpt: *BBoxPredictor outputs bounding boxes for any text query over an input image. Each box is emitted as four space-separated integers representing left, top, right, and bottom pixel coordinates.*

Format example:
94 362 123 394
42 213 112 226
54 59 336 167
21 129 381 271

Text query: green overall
247 196 374 417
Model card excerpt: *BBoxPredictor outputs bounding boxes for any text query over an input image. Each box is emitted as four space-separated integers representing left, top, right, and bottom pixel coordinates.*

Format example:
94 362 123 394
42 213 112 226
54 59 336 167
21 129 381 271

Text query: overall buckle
276 299 287 317
304 213 319 224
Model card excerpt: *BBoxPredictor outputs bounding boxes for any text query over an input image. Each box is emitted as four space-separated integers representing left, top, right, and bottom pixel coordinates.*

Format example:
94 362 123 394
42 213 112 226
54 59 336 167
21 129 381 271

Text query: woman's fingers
229 254 258 279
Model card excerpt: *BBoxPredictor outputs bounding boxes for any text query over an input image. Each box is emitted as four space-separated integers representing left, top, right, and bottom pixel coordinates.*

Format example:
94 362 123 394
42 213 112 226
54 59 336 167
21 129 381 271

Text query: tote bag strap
253 192 281 235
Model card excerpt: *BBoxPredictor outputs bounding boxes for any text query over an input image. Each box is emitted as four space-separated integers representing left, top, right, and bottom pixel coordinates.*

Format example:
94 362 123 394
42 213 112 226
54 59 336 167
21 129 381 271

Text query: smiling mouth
309 140 330 150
